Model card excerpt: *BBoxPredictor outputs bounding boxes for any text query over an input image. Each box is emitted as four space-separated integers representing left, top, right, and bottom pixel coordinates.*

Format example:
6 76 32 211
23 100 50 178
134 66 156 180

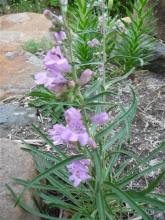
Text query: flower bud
43 9 54 20
68 80 76 88
87 39 100 48
79 69 94 86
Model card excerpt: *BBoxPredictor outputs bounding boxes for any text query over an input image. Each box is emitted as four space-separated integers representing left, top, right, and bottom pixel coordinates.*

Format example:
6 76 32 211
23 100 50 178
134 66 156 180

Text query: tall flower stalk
8 1 164 220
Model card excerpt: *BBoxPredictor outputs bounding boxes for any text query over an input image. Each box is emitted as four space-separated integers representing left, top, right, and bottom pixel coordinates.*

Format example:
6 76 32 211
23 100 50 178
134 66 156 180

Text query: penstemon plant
7 0 165 220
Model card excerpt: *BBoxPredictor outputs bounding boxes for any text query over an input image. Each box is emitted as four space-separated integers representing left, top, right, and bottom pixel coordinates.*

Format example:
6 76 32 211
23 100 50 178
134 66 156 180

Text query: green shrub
23 37 54 54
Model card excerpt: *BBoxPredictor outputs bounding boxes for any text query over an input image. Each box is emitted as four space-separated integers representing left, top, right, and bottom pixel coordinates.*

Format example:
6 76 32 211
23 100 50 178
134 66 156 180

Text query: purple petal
34 72 48 85
78 132 89 146
61 128 78 143
79 69 94 86
91 112 109 126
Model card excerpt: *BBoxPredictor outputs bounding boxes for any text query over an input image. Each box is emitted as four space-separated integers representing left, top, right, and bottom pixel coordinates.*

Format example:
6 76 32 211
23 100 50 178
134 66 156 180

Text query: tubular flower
91 112 110 126
48 124 66 145
79 69 94 86
44 46 71 73
67 160 91 187
54 31 66 44
64 107 82 125
87 38 100 48
43 9 54 20
34 70 68 95
48 107 96 147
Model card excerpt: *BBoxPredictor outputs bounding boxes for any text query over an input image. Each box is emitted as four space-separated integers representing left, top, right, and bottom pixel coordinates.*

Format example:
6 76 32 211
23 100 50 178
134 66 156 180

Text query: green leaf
38 191 79 212
140 171 165 195
6 184 68 220
31 125 66 158
127 191 165 211
85 91 117 102
96 190 106 220
96 87 136 140
107 183 152 220
119 161 165 187
105 68 135 89
15 154 85 206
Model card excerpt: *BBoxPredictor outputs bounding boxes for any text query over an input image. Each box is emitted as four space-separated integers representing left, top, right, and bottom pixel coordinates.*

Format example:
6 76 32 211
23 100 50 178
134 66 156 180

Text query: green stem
61 6 91 134
101 2 107 91
61 9 78 83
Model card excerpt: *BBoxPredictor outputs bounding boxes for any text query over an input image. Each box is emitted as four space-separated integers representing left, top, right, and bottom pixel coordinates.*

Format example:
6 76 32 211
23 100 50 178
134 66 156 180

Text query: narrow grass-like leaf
38 191 80 212
31 125 66 158
96 87 136 140
119 161 165 187
107 183 152 220
6 184 68 220
140 171 165 195
105 68 135 90
15 154 85 206
127 191 165 211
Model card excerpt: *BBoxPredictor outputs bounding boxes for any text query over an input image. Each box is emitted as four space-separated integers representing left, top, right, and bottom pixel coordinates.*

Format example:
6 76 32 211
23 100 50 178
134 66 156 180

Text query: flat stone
0 12 51 44
155 0 165 41
0 46 43 100
0 138 39 220
145 41 165 74
0 12 50 100
6 13 31 23
5 51 17 60
0 104 37 138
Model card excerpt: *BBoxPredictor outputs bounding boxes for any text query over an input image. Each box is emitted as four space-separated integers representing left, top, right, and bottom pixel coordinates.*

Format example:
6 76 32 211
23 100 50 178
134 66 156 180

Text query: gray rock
153 41 165 59
25 52 43 67
5 51 17 60
0 104 37 138
0 138 39 220
145 41 165 74
6 13 30 23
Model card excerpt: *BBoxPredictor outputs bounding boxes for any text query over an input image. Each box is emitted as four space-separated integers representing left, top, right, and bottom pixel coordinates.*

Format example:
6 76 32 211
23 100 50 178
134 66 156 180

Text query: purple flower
87 38 100 48
49 108 89 146
34 71 56 88
64 108 89 146
34 71 49 85
91 112 109 126
67 160 91 187
43 9 54 20
54 31 66 44
44 46 71 73
48 124 66 145
64 107 82 125
34 70 68 95
49 107 98 148
79 69 94 86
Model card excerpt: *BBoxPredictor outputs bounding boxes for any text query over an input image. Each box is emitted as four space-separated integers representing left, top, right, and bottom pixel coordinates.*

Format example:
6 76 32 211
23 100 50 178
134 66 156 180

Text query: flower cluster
35 49 95 96
67 159 91 187
48 107 96 148
48 108 110 186
87 38 100 48
35 46 70 96
36 8 110 188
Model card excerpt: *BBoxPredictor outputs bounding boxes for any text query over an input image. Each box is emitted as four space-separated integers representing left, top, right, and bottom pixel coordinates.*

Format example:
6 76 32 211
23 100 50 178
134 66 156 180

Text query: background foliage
5 0 165 219
1 0 135 14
